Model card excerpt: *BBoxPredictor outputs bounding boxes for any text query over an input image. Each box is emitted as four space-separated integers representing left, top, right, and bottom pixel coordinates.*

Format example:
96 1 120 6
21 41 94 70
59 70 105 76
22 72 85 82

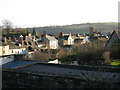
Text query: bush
32 51 51 61
75 44 105 65
102 51 111 65
109 47 120 59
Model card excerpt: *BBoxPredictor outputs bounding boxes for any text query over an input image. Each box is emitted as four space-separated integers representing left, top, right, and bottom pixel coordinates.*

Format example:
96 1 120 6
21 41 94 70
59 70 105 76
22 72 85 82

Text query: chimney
19 35 23 45
32 36 35 41
14 37 16 41
69 32 71 36
9 37 11 41
60 32 63 37
43 31 47 37
13 36 16 42
4 37 7 43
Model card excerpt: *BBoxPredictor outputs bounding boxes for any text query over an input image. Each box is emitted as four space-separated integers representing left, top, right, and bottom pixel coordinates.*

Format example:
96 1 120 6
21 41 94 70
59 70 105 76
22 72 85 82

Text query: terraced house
41 31 58 49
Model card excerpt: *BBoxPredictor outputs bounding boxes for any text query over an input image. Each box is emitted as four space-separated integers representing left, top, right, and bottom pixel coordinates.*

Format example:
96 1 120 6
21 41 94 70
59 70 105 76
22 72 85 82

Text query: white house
67 35 74 45
0 44 9 56
42 34 58 49
9 44 27 55
59 35 74 46
9 48 26 55
81 36 90 44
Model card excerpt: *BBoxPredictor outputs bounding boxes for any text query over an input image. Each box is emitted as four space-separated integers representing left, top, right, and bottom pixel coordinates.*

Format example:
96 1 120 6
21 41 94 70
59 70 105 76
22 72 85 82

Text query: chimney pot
4 37 7 43
9 37 11 41
69 32 71 36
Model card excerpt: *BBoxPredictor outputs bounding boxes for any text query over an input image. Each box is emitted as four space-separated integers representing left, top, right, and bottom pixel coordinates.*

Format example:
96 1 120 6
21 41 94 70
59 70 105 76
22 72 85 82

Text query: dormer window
12 50 13 53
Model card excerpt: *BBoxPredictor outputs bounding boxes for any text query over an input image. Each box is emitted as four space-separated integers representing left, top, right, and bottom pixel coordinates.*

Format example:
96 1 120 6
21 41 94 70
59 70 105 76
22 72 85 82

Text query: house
81 36 91 44
0 43 26 56
74 38 83 44
59 32 74 46
9 44 27 55
25 33 33 41
105 30 120 48
25 28 39 41
0 44 9 56
106 32 112 39
42 31 58 49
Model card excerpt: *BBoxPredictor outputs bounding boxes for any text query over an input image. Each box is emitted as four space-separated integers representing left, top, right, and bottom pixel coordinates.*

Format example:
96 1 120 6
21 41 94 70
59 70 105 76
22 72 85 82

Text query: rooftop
2 61 36 69
46 35 57 41
2 61 119 75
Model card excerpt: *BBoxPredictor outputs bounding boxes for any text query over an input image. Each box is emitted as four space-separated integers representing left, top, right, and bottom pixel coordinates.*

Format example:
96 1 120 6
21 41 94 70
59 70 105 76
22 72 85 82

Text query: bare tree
2 19 13 35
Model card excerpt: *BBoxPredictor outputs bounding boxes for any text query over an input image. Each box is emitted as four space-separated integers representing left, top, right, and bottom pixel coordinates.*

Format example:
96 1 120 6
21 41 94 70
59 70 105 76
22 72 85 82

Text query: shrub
75 44 105 65
109 47 120 59
102 51 111 65
32 51 51 61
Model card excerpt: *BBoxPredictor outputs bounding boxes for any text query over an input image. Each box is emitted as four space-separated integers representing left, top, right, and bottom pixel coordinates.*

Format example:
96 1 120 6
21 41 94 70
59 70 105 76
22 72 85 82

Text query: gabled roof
9 44 26 49
74 38 83 43
24 40 38 47
105 30 120 48
46 35 57 41
63 35 70 40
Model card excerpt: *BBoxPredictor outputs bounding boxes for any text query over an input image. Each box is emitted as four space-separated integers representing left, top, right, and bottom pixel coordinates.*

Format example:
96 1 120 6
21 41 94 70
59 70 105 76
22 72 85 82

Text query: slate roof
0 42 8 46
9 44 26 49
64 35 70 40
46 35 57 41
105 30 120 48
74 38 83 43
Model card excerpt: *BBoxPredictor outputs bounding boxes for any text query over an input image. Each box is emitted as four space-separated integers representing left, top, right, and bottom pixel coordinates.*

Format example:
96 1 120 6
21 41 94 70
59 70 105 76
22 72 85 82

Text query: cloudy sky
0 0 119 27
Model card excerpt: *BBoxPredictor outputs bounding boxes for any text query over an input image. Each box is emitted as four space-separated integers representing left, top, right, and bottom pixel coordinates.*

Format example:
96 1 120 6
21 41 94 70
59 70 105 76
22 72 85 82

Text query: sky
0 0 119 28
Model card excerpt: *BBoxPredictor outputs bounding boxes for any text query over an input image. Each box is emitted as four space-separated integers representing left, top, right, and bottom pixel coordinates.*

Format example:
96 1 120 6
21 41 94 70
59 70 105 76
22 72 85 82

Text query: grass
28 22 118 35
111 59 120 67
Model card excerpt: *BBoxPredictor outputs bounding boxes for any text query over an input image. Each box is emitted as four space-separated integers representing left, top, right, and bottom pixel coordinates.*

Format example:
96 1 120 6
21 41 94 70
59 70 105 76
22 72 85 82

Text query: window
3 50 5 54
12 50 13 53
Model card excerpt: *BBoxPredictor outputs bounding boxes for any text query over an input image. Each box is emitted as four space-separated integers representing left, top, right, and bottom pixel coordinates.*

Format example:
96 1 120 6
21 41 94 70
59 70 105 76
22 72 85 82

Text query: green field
28 22 118 35
111 59 120 67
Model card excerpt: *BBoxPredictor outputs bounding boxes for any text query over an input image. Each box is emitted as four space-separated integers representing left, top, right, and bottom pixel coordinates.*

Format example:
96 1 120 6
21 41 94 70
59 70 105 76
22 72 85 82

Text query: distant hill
27 22 118 35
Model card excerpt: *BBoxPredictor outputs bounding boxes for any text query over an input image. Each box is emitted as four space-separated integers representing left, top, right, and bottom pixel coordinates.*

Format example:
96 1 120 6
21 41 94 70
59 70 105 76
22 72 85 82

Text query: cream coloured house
9 44 26 55
0 44 9 56
59 35 74 46
0 44 27 56
42 33 58 49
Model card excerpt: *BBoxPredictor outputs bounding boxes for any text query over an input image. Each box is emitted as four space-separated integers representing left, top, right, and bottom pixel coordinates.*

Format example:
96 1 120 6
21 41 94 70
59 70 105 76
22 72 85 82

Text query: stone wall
2 69 119 89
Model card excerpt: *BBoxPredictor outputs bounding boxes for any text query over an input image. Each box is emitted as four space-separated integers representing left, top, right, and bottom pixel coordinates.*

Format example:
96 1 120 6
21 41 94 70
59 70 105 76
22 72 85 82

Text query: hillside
28 22 118 35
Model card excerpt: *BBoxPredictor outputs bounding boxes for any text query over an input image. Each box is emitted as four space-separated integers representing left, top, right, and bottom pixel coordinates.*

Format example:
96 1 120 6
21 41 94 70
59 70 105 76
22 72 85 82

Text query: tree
32 51 51 61
2 20 13 36
102 51 111 65
32 28 36 35
56 48 67 58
